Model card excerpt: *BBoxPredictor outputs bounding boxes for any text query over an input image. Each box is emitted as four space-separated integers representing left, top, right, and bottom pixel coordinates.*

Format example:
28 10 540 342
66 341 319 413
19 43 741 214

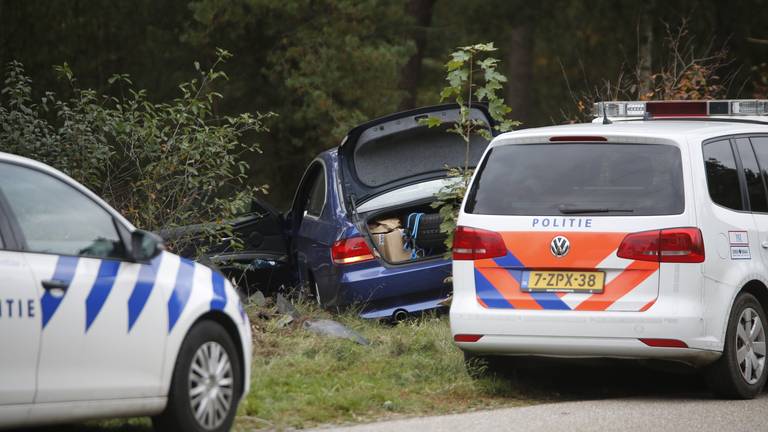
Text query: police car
0 152 251 431
451 100 768 398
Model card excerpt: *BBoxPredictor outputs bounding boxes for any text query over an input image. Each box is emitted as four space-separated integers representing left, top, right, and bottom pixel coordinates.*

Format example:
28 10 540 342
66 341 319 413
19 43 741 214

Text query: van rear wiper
558 205 634 214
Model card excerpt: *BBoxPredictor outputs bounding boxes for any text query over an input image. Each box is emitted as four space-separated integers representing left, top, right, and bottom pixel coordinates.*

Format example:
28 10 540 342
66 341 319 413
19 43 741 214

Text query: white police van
0 152 251 431
451 100 768 398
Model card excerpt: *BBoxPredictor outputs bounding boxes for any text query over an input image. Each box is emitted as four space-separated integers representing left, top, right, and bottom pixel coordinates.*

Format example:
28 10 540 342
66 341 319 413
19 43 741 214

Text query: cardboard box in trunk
368 218 412 263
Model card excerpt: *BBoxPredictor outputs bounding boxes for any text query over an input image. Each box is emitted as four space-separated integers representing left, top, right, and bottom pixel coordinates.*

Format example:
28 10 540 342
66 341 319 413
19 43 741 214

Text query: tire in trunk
410 213 445 250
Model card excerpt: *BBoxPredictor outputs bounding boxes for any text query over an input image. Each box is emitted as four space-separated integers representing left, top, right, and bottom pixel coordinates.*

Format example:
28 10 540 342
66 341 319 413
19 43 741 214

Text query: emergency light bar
593 100 768 119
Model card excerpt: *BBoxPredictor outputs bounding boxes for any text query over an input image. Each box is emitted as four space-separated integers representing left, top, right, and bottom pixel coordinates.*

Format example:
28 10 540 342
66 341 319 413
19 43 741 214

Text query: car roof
0 151 136 230
492 120 768 148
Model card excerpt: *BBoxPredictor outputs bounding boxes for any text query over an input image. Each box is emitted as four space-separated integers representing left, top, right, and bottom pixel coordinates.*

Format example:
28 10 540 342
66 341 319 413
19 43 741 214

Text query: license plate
521 270 605 294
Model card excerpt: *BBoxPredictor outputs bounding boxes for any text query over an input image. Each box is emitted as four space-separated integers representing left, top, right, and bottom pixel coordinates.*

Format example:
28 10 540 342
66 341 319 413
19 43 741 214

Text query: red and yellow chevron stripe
474 232 659 312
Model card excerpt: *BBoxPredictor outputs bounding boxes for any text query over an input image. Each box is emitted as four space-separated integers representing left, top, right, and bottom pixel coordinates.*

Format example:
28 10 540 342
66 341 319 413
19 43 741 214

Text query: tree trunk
637 2 654 99
398 0 435 110
504 23 533 126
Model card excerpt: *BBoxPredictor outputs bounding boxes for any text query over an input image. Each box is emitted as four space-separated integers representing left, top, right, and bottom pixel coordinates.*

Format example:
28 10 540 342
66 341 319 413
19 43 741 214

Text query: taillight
331 236 375 265
617 227 704 263
453 226 507 260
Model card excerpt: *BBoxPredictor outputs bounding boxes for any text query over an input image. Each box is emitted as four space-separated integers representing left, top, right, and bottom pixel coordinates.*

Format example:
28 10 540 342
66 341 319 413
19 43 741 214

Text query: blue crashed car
209 104 495 319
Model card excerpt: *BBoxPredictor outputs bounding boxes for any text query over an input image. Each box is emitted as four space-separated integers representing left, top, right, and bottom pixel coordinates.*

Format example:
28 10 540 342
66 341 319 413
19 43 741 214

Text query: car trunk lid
339 104 494 210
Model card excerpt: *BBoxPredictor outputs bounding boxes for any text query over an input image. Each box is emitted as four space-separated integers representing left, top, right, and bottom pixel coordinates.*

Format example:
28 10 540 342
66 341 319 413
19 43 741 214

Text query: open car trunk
338 103 494 265
362 201 448 264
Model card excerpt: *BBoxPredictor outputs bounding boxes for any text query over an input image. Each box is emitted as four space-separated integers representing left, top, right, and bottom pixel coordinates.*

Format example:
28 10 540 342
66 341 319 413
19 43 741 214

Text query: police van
451 100 768 398
0 152 251 431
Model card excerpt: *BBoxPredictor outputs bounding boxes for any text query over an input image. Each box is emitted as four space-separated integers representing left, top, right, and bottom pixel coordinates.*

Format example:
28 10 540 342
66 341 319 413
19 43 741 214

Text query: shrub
0 49 272 253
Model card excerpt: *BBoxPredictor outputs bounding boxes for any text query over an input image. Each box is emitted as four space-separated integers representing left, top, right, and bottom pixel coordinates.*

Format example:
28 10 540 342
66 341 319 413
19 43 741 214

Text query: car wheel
706 293 767 399
152 321 242 432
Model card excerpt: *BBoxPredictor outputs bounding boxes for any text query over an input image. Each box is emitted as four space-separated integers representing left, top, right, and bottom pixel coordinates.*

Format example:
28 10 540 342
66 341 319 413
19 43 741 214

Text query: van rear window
465 143 684 216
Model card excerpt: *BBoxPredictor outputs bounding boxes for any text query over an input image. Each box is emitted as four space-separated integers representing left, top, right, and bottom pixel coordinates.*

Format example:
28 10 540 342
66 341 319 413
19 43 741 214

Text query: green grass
234 302 537 430
82 300 539 432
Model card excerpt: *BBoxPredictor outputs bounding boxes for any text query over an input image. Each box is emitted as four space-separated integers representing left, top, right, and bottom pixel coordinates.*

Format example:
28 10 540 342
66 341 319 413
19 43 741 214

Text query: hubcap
735 308 766 385
189 341 234 430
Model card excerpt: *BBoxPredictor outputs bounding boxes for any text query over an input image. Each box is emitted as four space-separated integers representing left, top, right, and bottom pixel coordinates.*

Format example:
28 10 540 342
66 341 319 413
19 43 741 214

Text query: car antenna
600 95 612 125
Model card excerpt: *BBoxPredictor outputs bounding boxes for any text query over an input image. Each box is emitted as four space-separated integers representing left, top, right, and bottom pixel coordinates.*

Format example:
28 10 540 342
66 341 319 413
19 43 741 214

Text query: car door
0 196 40 411
0 162 167 403
745 135 768 267
291 161 333 289
203 198 290 295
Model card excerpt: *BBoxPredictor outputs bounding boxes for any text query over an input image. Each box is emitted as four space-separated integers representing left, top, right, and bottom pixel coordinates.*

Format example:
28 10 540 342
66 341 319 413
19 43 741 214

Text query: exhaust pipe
392 309 409 322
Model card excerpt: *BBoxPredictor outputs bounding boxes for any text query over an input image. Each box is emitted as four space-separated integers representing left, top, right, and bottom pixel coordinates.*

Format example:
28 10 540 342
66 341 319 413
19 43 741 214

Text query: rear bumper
337 258 452 318
456 335 719 367
450 296 722 367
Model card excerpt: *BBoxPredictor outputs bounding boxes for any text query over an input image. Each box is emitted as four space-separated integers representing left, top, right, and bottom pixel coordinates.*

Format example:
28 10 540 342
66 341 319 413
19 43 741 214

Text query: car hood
338 104 494 207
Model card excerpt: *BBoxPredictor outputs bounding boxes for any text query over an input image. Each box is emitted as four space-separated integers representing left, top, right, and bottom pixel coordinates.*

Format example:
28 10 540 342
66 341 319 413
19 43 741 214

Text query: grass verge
234 300 539 430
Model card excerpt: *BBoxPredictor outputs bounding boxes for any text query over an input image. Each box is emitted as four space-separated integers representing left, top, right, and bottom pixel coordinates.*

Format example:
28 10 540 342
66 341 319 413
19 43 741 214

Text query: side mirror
130 229 165 263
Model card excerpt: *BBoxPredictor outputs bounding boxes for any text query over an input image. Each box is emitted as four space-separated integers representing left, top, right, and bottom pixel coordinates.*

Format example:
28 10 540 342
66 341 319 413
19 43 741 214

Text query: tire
706 293 767 399
152 321 243 432
413 213 446 250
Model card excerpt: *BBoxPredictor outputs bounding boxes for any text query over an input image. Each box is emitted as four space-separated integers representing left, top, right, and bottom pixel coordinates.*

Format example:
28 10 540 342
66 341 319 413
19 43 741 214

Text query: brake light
453 226 507 260
617 227 704 263
549 136 607 142
331 236 374 265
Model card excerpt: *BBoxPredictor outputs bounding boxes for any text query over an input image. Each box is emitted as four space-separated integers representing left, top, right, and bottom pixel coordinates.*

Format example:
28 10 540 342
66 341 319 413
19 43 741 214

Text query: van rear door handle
41 279 70 291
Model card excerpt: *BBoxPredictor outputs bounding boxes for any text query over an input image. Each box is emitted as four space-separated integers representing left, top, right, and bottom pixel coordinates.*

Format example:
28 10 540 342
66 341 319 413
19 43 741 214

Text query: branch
747 37 768 46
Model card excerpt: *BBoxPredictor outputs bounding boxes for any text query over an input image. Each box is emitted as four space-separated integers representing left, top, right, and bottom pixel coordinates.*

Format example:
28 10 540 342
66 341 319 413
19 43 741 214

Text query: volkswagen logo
550 236 570 258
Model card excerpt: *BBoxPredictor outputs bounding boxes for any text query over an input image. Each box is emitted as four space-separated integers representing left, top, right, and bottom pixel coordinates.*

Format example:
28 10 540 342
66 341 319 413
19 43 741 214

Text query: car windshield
465 143 684 216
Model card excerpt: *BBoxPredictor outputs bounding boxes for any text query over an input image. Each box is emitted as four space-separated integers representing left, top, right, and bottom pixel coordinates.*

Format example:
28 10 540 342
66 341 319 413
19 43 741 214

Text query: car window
0 163 125 259
735 138 768 213
703 140 744 211
305 168 326 217
749 137 768 211
466 143 684 216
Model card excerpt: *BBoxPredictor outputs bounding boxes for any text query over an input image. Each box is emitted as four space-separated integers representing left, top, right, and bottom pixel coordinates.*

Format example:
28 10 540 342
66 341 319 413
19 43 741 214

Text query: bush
0 49 272 253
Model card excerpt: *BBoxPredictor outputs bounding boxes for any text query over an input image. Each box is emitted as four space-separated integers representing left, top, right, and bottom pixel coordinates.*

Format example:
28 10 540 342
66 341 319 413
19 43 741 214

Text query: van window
750 137 768 210
703 140 744 211
735 138 768 212
466 143 684 216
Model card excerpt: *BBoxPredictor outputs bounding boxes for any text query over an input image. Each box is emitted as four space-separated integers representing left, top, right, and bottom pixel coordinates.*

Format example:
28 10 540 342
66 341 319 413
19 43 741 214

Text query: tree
398 0 437 110
186 0 415 205
423 43 519 251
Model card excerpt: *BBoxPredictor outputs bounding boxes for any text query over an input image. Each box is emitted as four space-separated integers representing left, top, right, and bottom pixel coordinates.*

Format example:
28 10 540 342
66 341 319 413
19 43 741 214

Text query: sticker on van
730 246 751 260
728 231 749 246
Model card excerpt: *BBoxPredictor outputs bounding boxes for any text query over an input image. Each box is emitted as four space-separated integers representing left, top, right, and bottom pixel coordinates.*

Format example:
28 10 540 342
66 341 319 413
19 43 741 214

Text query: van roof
493 120 768 148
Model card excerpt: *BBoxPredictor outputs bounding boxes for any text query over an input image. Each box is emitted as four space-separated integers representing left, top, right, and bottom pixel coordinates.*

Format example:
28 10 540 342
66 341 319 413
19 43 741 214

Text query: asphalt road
319 395 768 432
18 359 768 432
316 358 768 432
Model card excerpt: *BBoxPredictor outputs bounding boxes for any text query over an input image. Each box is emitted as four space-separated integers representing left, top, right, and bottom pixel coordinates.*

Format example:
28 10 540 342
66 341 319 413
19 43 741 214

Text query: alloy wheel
188 341 235 430
736 307 766 385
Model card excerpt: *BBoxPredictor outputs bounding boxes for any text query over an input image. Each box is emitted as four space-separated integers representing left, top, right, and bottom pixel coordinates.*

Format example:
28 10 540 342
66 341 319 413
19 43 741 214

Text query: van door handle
761 241 768 249
41 279 70 291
